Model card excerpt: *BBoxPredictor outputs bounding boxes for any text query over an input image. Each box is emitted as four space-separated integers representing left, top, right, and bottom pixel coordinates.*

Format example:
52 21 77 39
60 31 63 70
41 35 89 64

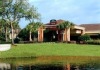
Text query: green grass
0 43 100 58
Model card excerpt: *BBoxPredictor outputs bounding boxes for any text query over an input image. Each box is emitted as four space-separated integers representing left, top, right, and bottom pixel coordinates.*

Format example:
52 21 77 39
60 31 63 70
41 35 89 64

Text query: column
58 30 61 41
63 28 70 42
81 29 85 35
67 28 70 41
38 27 44 42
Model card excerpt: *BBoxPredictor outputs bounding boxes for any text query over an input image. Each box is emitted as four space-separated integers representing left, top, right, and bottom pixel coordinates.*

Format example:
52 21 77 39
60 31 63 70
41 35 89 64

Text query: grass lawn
0 43 100 58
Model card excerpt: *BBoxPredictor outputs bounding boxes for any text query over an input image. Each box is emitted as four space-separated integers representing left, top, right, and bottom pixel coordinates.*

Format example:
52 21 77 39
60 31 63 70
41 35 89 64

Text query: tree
25 5 40 41
6 0 29 44
0 0 40 44
25 5 40 22
56 20 75 42
0 19 10 42
0 19 20 42
24 5 41 41
0 0 11 42
57 21 74 30
26 22 43 41
0 0 3 18
1 0 30 44
18 28 29 41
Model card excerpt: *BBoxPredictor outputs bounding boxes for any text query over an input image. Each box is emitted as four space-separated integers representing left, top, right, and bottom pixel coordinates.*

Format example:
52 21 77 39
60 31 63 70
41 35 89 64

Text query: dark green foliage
25 22 43 41
0 0 40 44
86 40 100 45
0 0 2 14
18 28 29 41
78 34 91 41
26 22 43 32
98 34 100 39
18 28 38 41
14 37 20 43
0 32 11 44
0 32 5 41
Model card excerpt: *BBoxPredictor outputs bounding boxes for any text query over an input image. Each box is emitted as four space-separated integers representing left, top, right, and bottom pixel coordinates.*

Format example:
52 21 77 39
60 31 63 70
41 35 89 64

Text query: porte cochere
38 19 85 42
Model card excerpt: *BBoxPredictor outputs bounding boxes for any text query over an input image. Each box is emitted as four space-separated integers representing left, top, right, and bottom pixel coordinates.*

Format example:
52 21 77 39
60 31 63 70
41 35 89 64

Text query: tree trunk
11 22 14 44
29 30 32 41
5 27 8 42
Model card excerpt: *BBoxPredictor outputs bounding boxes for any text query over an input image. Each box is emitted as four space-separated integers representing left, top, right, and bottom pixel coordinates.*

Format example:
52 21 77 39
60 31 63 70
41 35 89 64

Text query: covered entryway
44 30 58 42
70 26 85 41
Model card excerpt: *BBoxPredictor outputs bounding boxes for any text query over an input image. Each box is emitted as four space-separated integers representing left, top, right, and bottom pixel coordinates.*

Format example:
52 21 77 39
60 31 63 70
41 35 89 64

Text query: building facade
80 24 100 39
38 19 85 42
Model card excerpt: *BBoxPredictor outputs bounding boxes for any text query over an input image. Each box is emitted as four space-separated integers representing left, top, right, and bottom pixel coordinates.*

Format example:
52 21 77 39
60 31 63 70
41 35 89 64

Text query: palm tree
57 20 75 41
24 5 41 41
26 23 33 41
26 22 43 41
57 21 74 30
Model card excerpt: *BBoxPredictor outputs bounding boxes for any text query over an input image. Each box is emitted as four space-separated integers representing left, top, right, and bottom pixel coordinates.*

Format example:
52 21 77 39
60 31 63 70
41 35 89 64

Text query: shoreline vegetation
0 56 100 65
0 43 100 59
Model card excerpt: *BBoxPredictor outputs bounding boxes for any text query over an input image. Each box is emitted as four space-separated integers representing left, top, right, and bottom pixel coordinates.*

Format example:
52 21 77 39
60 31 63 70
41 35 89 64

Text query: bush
0 33 5 42
86 40 100 45
78 34 91 41
14 37 20 43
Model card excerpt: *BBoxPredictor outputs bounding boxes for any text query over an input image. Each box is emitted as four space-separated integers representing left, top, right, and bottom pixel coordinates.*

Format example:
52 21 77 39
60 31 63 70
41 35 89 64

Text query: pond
0 56 100 70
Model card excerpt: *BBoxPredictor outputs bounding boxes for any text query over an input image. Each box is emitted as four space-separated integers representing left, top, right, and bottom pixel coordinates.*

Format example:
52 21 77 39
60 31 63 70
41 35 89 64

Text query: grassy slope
0 43 100 58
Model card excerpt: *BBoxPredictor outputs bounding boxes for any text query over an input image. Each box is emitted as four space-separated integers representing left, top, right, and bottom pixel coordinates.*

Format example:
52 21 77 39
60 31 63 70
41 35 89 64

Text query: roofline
45 25 56 27
74 26 85 30
85 31 100 33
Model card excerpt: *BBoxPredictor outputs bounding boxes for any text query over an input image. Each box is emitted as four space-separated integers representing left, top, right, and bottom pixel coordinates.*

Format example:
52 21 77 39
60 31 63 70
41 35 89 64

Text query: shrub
14 37 20 43
78 34 91 41
0 33 5 42
86 40 100 45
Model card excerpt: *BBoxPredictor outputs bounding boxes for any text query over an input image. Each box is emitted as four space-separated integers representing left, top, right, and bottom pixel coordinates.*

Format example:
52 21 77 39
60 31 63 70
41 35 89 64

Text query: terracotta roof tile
80 24 100 31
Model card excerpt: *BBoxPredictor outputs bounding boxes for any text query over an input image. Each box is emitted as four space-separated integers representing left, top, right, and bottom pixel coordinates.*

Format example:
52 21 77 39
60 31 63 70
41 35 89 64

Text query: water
0 56 100 70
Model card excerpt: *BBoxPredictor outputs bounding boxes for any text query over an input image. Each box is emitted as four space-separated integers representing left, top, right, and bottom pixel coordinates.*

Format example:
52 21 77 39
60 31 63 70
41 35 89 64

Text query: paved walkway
0 44 11 51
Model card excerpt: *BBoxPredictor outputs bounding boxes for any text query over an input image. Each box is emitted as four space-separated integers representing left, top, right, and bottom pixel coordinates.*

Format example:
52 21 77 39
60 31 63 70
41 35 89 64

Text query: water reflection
0 56 100 70
17 64 63 70
0 63 11 70
0 62 100 70
15 64 100 70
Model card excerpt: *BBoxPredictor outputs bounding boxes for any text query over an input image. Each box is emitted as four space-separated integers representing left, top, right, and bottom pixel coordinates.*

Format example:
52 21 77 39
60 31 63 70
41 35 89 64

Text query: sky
19 0 100 28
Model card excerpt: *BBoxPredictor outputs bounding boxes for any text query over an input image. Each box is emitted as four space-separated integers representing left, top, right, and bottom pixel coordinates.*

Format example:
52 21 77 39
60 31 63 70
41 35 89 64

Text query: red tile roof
80 24 100 31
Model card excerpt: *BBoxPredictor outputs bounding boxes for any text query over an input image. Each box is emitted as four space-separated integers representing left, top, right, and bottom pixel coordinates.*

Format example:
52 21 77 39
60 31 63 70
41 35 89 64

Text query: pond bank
0 56 100 66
